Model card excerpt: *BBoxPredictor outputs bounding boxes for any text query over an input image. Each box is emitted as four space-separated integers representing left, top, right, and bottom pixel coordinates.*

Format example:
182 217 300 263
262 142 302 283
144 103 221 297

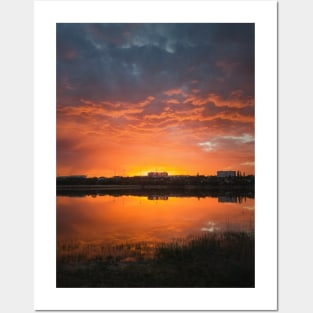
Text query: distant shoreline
57 184 254 190
58 184 144 190
57 175 255 197
57 184 255 199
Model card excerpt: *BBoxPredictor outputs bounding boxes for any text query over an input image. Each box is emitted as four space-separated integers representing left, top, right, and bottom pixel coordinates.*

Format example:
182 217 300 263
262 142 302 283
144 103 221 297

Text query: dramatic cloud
57 23 255 176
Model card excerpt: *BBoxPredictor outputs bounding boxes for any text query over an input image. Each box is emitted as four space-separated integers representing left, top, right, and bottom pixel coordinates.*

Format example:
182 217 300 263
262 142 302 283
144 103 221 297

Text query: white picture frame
34 0 277 310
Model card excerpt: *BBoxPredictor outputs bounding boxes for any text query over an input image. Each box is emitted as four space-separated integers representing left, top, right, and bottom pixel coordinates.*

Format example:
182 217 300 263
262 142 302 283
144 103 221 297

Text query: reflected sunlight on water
57 195 254 249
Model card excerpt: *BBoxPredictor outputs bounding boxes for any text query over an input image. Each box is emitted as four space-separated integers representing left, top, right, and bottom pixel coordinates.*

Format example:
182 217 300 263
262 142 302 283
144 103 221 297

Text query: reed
57 231 254 287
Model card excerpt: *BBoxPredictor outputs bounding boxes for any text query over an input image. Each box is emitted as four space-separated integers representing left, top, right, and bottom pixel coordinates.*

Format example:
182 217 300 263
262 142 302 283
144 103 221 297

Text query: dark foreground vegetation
57 232 254 288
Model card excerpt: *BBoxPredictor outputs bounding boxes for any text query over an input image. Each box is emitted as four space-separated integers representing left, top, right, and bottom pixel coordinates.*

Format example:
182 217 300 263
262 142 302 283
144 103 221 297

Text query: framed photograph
34 0 277 310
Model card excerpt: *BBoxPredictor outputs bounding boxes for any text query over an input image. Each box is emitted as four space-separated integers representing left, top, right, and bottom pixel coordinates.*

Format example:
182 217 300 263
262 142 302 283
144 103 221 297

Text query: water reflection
57 194 254 246
147 195 168 200
57 188 254 199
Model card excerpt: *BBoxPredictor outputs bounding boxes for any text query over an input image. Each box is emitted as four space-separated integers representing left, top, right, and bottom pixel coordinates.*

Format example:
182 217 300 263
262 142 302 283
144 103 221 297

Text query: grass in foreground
57 231 254 288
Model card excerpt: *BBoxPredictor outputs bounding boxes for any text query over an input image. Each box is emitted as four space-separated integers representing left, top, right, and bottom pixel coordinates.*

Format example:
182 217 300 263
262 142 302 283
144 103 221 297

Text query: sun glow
56 23 255 178
128 166 185 177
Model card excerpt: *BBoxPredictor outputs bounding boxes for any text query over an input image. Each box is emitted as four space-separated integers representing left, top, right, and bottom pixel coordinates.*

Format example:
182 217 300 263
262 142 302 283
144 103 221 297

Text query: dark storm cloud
57 23 254 105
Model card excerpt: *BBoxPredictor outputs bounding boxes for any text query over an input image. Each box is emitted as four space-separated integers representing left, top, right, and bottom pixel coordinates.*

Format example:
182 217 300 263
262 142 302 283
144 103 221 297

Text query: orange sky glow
57 24 255 177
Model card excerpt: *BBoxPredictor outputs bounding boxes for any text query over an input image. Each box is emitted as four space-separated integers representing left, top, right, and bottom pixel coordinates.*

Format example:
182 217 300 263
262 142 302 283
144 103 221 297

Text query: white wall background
1 0 313 312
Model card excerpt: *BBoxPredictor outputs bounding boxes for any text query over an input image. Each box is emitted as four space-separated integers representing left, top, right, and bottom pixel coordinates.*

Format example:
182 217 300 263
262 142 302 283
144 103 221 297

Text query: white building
217 171 236 178
147 172 168 177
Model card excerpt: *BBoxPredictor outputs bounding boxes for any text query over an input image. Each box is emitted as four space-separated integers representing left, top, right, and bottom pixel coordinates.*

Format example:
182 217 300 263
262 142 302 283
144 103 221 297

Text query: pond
57 193 254 258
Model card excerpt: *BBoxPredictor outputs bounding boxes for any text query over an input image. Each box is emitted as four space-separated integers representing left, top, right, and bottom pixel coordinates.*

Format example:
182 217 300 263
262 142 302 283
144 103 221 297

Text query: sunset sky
57 23 254 177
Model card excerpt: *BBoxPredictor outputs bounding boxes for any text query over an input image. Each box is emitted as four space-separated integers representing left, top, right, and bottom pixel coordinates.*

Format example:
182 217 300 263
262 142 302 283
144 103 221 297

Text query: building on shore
147 172 168 177
217 171 236 178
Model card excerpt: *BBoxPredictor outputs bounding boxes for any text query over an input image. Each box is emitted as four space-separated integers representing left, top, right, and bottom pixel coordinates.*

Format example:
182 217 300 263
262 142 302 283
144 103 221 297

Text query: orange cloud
184 92 254 109
163 98 180 105
163 88 187 97
57 91 254 177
